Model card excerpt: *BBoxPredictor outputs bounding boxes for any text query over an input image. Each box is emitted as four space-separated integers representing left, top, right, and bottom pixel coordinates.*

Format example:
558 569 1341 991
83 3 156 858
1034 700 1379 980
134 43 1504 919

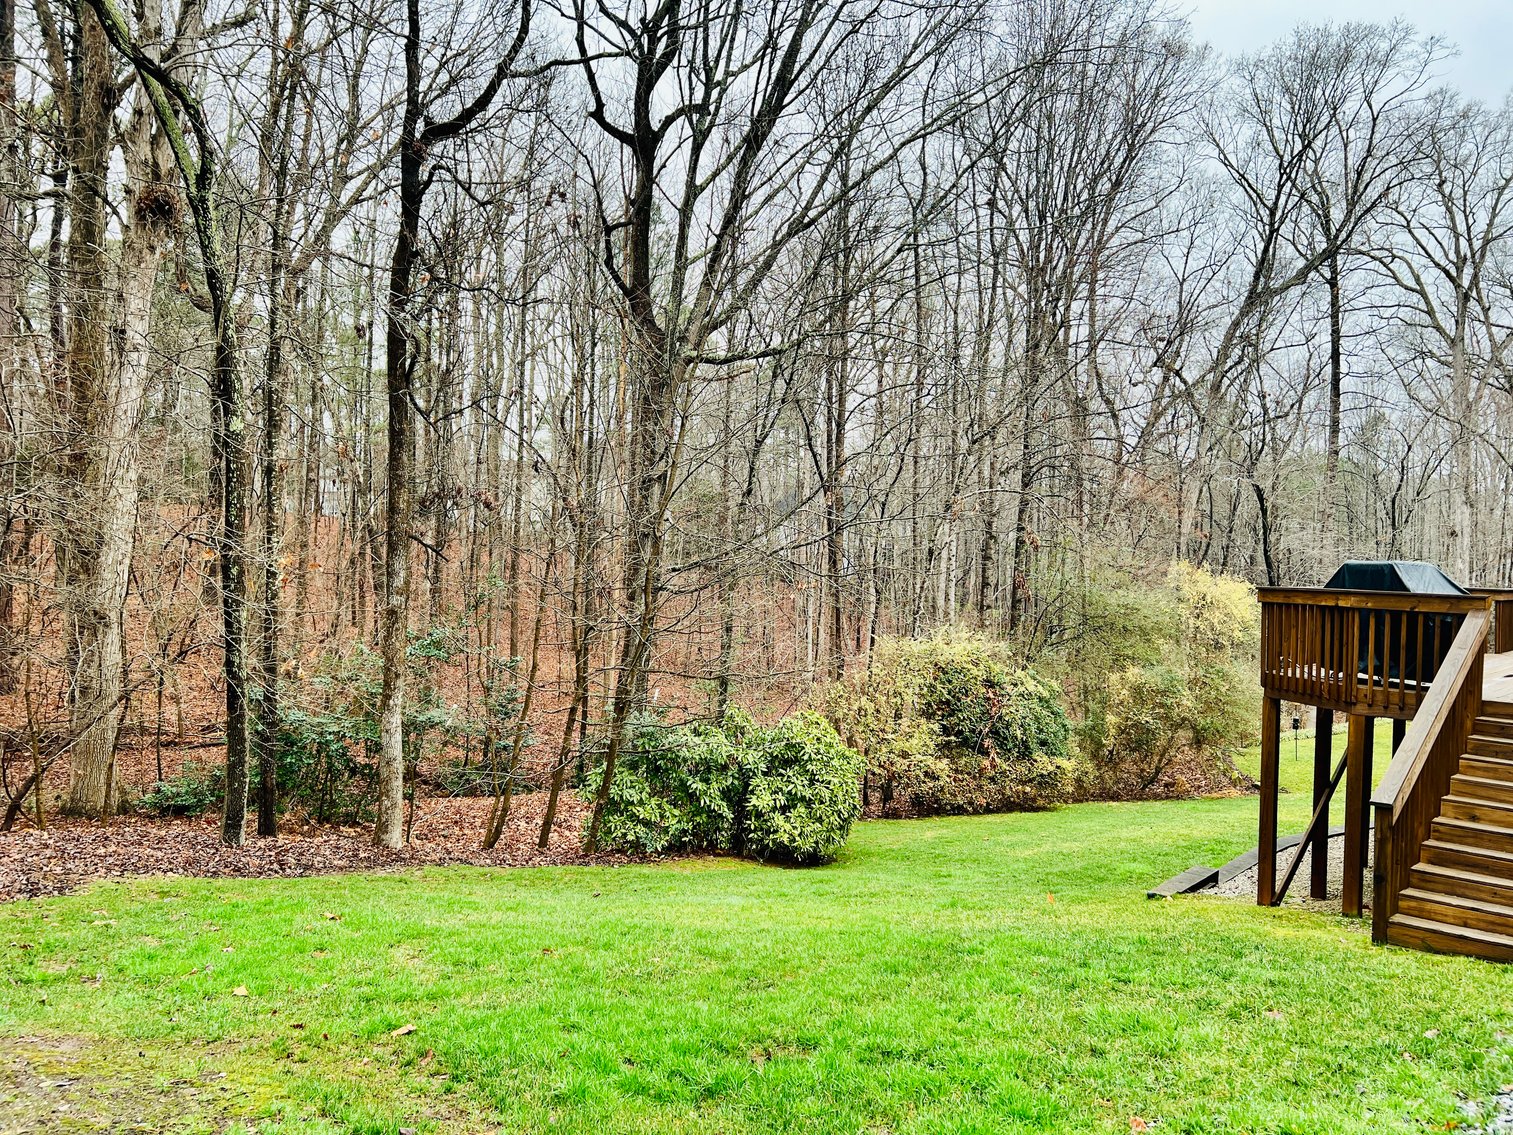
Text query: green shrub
274 703 379 824
597 715 742 855
594 709 864 864
137 761 225 817
824 630 1074 815
738 712 863 864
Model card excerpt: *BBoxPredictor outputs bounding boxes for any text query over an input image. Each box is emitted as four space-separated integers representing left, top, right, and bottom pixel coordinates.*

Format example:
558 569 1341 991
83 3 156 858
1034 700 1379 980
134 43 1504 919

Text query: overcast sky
1185 0 1511 105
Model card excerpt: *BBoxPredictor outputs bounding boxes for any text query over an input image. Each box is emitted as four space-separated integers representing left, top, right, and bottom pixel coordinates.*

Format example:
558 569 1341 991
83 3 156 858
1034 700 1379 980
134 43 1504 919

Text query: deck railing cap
1257 587 1490 612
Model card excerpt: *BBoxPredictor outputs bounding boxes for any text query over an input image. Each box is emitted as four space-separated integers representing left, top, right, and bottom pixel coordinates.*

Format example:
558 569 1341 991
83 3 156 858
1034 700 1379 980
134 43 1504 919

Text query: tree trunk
374 0 425 849
58 7 126 818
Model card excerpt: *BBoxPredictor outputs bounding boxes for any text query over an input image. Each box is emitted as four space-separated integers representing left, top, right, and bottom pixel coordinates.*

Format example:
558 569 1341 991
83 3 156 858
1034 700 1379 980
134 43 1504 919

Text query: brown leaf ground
0 790 628 902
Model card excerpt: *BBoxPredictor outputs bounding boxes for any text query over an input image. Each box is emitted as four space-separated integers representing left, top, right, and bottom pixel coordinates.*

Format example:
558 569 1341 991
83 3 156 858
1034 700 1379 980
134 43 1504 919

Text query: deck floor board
1483 652 1513 706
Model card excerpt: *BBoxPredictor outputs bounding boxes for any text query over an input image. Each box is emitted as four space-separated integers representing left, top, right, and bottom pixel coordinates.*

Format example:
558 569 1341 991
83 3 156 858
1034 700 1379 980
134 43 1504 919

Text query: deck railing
1258 589 1491 718
1370 607 1490 941
1469 589 1513 655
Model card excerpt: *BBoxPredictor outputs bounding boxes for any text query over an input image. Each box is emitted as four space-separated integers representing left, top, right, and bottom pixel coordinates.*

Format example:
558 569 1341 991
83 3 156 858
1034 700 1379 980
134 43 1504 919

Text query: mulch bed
0 791 631 902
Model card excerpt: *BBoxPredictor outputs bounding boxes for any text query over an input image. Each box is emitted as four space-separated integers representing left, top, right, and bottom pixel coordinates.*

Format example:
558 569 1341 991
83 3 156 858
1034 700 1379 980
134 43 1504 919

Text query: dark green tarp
1323 560 1468 595
1322 561 1467 684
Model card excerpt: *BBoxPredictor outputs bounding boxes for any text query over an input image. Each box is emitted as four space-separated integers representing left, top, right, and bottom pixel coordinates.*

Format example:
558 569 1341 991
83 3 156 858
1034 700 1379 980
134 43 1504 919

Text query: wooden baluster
1414 612 1426 708
1346 603 1361 709
1304 603 1314 698
1314 604 1324 700
1397 611 1409 714
1330 607 1341 703
1321 605 1332 702
1365 613 1378 711
1285 604 1296 692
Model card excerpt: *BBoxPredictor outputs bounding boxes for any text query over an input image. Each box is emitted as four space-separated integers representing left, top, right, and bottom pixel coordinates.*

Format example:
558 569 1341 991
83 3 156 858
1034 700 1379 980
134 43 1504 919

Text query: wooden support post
1342 714 1371 917
1310 709 1333 900
1258 695 1281 907
1360 717 1375 874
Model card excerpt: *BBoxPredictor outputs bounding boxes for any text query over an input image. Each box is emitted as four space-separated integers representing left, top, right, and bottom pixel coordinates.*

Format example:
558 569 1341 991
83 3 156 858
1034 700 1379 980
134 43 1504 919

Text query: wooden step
1396 887 1513 935
1387 914 1513 962
1460 753 1513 782
1484 700 1513 718
1450 773 1513 805
1468 734 1513 759
1475 716 1513 740
1409 861 1513 905
1439 794 1513 827
1431 816 1513 856
1421 838 1513 880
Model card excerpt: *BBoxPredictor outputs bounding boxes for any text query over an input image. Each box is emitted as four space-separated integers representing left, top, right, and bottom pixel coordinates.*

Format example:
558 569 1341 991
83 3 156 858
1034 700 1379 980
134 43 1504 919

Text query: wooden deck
1483 651 1513 705
1258 587 1513 960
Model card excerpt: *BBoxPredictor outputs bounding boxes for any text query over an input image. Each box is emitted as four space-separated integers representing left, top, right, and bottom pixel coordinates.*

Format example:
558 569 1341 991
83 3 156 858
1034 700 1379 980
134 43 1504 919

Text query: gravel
1209 831 1371 909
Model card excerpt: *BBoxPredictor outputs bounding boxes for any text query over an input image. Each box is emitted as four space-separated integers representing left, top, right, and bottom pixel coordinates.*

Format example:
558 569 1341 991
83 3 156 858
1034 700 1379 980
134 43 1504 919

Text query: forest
1 0 1511 858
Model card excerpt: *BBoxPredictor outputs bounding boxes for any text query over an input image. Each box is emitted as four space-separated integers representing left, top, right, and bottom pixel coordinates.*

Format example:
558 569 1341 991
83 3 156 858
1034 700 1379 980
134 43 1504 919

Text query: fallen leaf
391 1023 417 1037
323 912 342 921
1130 1118 1149 1133
1424 1028 1440 1039
232 986 249 997
1264 1010 1284 1021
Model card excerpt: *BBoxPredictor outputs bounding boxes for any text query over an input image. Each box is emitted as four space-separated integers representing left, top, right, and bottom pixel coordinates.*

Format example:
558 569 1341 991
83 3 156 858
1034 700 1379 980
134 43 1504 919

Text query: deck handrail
1257 588 1488 614
1369 607 1490 942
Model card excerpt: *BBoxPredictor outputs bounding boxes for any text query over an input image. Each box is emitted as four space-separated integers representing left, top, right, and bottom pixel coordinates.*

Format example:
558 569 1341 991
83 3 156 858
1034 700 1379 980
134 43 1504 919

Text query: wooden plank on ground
1147 866 1220 899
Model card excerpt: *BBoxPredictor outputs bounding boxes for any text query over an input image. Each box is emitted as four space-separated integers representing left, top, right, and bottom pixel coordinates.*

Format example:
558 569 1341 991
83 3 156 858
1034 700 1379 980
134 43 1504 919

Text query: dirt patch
0 791 631 903
0 1034 255 1133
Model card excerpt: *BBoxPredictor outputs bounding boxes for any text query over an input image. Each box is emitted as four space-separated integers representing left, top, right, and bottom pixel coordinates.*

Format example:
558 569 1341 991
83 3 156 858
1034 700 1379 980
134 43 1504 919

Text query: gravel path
1210 831 1371 909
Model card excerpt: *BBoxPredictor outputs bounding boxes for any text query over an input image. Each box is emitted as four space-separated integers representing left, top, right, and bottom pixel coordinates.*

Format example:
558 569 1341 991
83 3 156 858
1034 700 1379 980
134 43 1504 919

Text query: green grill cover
1323 561 1467 595
1322 562 1466 683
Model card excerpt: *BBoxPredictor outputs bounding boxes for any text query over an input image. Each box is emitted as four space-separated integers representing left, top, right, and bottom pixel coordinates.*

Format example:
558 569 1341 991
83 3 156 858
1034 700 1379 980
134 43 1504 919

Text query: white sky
1185 0 1511 105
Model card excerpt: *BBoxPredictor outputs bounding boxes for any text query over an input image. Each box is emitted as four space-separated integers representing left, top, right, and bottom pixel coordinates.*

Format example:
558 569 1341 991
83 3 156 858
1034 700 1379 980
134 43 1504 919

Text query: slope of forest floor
1 788 1510 1134
0 792 618 902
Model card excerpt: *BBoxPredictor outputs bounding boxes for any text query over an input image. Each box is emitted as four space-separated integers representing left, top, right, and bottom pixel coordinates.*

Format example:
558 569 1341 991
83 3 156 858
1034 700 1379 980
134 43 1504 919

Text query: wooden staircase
1388 701 1513 961
1259 586 1513 957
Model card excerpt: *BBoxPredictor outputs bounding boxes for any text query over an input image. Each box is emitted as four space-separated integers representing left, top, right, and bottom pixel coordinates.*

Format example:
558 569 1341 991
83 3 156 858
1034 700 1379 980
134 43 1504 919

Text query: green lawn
2 785 1509 1134
1234 717 1398 801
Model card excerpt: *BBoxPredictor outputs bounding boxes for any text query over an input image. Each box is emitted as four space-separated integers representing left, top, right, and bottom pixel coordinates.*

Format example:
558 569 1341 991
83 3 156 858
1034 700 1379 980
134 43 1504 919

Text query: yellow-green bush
823 630 1074 815
1089 563 1260 794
